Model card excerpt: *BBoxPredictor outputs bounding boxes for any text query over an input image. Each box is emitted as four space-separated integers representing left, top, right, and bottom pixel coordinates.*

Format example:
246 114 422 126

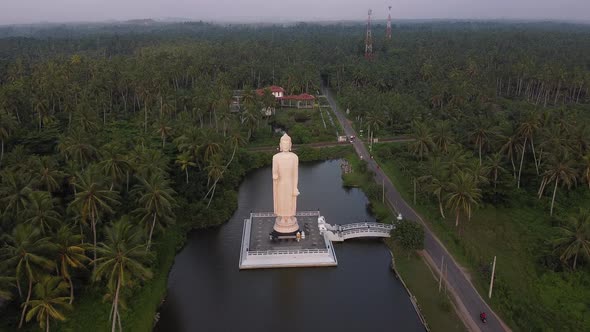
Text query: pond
155 160 423 332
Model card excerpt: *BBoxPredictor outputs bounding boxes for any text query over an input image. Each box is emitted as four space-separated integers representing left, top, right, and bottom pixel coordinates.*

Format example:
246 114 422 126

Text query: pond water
155 160 423 332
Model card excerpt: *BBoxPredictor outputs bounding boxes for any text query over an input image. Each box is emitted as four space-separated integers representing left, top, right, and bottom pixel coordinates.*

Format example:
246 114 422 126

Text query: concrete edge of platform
239 262 338 270
239 211 338 270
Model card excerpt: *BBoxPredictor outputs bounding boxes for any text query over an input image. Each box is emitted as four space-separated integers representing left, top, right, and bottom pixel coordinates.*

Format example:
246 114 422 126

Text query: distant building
279 93 315 109
255 86 315 109
230 90 243 113
256 86 285 98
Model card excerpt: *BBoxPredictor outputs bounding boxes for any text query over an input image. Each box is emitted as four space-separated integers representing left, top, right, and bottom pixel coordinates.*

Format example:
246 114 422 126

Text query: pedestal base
239 211 338 269
273 216 299 234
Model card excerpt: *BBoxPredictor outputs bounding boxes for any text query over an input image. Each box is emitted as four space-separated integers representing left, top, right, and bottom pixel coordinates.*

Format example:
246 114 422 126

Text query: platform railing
250 211 321 218
247 248 329 256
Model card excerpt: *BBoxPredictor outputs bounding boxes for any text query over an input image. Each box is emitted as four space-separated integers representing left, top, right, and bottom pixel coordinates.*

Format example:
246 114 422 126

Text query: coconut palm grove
0 19 589 331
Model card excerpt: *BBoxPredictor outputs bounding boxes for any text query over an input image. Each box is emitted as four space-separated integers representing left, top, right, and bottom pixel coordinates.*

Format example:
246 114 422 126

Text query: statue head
279 133 292 152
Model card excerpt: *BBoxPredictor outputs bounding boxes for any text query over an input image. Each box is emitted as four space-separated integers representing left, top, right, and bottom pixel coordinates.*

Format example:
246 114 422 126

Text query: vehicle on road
480 312 487 324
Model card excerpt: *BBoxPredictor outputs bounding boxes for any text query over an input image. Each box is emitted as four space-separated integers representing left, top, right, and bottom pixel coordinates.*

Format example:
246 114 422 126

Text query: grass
386 238 467 332
372 142 590 331
54 227 185 332
248 107 342 147
341 152 467 331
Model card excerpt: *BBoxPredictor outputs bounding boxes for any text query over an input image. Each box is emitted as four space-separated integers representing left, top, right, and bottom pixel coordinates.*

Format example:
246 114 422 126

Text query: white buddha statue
272 133 300 233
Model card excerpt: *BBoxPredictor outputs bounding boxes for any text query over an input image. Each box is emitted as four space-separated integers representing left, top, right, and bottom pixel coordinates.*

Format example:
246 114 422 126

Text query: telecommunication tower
386 6 392 40
364 9 373 59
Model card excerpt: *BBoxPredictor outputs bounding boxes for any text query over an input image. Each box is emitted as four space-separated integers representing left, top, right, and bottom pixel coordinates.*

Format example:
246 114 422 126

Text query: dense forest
0 21 589 331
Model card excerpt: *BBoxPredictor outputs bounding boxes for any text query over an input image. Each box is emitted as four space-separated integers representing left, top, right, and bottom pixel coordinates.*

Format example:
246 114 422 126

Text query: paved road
322 86 510 332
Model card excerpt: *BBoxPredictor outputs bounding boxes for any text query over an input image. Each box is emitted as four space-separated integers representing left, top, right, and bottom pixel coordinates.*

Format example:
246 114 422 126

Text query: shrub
395 220 425 252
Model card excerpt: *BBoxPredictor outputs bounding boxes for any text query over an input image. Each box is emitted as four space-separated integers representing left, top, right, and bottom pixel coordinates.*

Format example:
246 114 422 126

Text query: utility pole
439 255 445 292
382 178 385 203
489 256 497 298
413 177 417 204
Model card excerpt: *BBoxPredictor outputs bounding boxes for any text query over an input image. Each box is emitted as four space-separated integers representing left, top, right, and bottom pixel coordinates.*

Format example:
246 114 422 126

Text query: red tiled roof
255 86 285 96
268 86 285 93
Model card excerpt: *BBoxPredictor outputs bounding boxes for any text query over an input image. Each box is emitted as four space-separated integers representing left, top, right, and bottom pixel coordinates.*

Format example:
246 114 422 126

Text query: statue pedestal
273 216 299 234
239 211 338 269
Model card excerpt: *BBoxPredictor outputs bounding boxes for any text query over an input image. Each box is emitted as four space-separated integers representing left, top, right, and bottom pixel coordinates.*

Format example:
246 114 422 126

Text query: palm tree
154 118 172 149
240 107 259 141
130 147 168 180
25 191 61 235
445 172 482 227
553 209 590 270
54 226 89 304
469 124 493 165
174 127 202 166
516 114 540 187
131 175 176 251
204 154 225 207
536 125 570 171
418 158 448 219
486 153 507 189
444 146 469 175
432 120 454 154
99 146 130 191
582 154 590 189
0 276 15 301
57 130 98 170
175 153 196 184
537 154 577 216
202 131 246 204
226 130 246 169
1 224 55 328
500 133 519 179
201 140 221 163
218 107 234 137
0 109 18 167
408 121 433 161
24 276 72 332
93 219 152 332
365 111 384 149
69 171 120 266
467 159 491 187
31 156 64 193
0 171 33 218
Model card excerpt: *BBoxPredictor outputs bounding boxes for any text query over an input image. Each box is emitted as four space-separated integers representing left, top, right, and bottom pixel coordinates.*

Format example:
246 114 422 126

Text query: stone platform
239 211 338 269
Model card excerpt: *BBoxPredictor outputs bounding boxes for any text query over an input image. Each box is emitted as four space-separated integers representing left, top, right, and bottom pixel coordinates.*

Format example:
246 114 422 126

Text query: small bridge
318 218 394 242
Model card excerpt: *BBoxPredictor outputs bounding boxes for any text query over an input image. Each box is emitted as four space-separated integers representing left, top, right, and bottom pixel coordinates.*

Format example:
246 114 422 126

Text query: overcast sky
2 0 590 25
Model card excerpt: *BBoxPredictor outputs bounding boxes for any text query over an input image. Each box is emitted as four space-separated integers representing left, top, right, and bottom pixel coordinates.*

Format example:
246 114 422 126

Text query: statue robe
272 151 299 217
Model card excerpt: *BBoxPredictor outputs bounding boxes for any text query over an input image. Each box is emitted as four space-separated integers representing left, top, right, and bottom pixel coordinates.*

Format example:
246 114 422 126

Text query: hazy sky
2 0 589 25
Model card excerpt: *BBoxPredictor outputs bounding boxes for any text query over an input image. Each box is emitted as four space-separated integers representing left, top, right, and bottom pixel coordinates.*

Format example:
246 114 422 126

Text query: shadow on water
155 160 423 332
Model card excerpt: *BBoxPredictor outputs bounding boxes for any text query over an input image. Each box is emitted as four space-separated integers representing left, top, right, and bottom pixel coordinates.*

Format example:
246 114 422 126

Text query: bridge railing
341 228 391 236
339 222 394 231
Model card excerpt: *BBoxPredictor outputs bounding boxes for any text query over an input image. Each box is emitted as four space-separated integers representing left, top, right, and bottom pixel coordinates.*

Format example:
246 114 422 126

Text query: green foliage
0 20 589 332
374 143 590 331
394 220 425 252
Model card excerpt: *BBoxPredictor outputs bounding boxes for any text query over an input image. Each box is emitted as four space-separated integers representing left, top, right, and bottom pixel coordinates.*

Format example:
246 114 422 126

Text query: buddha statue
272 133 300 233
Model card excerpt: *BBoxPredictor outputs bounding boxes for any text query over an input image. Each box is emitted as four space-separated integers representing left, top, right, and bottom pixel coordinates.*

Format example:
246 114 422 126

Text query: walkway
319 219 394 242
321 86 510 332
